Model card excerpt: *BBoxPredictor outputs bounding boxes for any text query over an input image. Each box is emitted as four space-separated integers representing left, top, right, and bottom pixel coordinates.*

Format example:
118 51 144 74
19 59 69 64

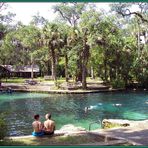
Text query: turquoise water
0 91 148 136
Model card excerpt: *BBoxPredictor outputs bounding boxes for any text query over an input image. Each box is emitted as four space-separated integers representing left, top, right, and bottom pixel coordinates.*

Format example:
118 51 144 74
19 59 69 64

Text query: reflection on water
0 91 148 136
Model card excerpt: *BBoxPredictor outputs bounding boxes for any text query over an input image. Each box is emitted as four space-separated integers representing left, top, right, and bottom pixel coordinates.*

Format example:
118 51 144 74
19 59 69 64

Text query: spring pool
0 91 148 136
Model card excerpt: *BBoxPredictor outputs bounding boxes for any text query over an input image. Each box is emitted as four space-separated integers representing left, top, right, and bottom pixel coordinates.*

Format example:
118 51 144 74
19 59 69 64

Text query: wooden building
0 65 40 78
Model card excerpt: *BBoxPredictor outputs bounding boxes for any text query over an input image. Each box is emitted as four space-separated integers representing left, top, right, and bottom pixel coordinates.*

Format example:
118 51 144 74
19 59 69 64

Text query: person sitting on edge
43 113 55 135
32 114 44 136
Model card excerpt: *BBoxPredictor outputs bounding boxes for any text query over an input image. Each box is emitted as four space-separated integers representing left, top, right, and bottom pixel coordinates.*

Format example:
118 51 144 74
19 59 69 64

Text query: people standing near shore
32 114 44 136
43 113 55 135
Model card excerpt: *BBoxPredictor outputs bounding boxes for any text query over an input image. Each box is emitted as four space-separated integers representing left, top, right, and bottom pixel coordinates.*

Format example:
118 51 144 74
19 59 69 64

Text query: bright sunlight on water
0 91 148 136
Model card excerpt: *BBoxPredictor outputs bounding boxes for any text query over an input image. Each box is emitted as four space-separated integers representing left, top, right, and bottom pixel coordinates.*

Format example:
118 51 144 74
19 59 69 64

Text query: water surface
0 91 148 136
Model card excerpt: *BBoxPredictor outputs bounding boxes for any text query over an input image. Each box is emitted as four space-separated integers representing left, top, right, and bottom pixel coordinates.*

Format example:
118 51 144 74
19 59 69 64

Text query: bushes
111 78 125 89
0 115 8 140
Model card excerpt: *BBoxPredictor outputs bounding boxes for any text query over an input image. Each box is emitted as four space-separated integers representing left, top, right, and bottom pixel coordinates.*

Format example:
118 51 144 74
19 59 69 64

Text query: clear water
0 91 148 136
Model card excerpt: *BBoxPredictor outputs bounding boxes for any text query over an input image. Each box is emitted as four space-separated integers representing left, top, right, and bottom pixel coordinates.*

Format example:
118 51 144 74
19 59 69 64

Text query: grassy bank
1 77 66 84
1 77 103 84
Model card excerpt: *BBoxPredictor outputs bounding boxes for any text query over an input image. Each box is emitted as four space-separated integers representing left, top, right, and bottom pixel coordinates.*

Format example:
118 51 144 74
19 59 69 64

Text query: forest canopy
0 2 148 89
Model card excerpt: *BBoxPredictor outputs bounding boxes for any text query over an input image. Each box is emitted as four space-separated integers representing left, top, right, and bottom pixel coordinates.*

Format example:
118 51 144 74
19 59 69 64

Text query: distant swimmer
84 103 103 113
84 106 94 113
112 103 122 106
84 107 88 113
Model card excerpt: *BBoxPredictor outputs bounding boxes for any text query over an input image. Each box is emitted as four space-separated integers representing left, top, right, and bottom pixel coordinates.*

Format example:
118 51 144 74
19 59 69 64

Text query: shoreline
7 119 148 146
7 119 148 145
0 82 138 94
1 82 147 94
11 88 126 94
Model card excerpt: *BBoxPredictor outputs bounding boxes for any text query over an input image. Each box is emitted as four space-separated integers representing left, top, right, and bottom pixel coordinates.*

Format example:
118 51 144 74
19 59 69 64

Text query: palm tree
41 23 64 86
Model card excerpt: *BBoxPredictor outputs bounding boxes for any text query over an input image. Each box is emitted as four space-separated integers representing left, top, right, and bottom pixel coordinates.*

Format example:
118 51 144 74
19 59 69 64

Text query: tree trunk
82 35 89 90
82 50 87 89
31 54 34 80
76 59 82 82
109 67 113 82
91 66 95 79
115 50 120 79
104 58 107 82
31 64 34 80
51 47 57 86
65 54 69 82
82 63 87 89
47 60 50 75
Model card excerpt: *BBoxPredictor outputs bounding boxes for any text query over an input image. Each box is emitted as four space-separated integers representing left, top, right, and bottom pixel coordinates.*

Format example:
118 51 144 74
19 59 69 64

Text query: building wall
10 72 39 78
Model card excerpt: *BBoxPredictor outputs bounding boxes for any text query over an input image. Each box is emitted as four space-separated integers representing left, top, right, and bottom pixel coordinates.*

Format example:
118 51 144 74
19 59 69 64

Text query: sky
4 2 111 25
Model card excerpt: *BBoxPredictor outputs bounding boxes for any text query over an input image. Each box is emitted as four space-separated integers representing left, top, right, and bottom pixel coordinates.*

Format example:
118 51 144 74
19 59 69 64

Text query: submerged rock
102 119 130 129
102 119 148 129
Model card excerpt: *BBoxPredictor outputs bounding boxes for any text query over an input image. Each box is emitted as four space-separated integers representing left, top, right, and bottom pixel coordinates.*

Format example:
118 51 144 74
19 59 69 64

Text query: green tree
57 23 72 82
79 9 101 87
53 3 88 85
1 25 40 79
53 3 87 28
110 3 148 23
41 23 64 85
30 12 48 27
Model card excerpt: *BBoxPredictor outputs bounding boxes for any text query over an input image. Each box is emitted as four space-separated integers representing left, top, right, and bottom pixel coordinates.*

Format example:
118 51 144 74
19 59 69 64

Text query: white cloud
5 2 58 25
4 2 111 25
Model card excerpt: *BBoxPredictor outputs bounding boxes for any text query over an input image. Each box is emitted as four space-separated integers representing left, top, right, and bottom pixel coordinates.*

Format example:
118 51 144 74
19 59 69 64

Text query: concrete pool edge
7 88 148 94
7 119 148 146
1 82 147 94
7 130 135 146
2 87 126 94
92 119 148 146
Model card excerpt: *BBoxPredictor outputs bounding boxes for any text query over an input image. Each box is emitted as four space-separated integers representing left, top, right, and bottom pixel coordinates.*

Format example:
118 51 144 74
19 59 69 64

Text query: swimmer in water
84 107 88 113
84 103 102 113
84 106 93 113
112 103 122 106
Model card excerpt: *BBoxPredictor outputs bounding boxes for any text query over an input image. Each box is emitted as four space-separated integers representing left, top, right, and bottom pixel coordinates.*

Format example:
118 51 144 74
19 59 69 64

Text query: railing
89 120 102 131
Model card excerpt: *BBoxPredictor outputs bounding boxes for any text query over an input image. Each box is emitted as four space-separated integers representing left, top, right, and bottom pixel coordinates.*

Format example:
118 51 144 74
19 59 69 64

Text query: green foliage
53 3 87 27
0 25 40 66
0 114 8 140
111 78 125 89
57 61 65 77
0 3 148 88
30 12 48 26
132 49 148 88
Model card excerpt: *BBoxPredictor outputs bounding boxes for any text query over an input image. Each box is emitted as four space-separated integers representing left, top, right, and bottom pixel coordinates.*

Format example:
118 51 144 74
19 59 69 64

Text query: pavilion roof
0 65 40 73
